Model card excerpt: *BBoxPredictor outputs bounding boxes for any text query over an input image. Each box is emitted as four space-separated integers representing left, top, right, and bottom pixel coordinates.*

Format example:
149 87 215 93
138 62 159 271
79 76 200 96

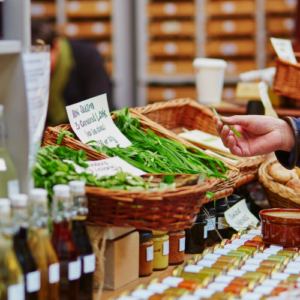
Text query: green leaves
57 130 75 145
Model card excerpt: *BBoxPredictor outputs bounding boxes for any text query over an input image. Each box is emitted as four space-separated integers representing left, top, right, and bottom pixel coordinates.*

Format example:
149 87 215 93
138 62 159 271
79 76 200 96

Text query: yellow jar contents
152 231 169 271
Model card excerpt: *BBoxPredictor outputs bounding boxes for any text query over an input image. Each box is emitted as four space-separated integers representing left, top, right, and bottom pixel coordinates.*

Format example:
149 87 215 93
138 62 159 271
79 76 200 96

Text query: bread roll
295 167 300 179
285 178 300 193
269 163 294 184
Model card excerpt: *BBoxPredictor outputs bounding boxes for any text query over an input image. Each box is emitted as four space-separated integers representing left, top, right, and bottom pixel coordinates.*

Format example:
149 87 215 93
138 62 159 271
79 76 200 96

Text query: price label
49 263 60 284
163 241 169 256
162 277 184 287
68 258 81 281
8 284 25 300
147 246 154 262
26 271 41 293
184 265 203 274
215 275 235 284
179 238 185 252
270 37 297 64
84 254 96 274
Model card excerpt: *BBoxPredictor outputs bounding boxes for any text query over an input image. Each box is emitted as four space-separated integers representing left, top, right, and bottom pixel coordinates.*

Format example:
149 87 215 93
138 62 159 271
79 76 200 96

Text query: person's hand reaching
213 115 295 157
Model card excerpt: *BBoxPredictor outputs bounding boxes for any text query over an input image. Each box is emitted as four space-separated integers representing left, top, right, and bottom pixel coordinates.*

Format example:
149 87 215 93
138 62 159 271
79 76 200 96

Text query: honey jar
152 231 169 271
169 231 185 265
139 231 154 277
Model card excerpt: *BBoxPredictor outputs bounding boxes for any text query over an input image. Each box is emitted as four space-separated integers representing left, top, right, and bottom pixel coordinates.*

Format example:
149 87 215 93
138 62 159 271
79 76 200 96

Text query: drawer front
206 40 255 57
148 86 196 103
66 1 111 18
206 19 255 36
266 41 276 55
31 2 56 18
96 41 113 58
267 59 277 68
148 2 195 18
148 61 194 75
226 60 256 76
149 21 195 37
148 41 196 57
267 17 295 35
206 1 255 17
265 0 297 13
222 86 236 101
63 22 111 38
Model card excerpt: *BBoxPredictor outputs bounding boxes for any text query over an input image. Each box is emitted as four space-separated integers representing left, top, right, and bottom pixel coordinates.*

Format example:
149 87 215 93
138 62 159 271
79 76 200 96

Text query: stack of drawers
31 1 56 21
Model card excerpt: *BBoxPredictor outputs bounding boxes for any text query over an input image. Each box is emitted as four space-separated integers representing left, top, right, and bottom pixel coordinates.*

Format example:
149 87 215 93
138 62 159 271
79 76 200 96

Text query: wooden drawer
149 21 195 37
148 60 193 75
226 60 256 76
206 40 255 57
222 86 236 101
206 19 255 37
95 41 113 58
148 41 196 57
147 2 195 18
31 2 56 18
206 1 255 17
266 40 276 55
66 1 111 18
267 17 295 35
63 22 111 38
147 86 196 103
265 0 297 14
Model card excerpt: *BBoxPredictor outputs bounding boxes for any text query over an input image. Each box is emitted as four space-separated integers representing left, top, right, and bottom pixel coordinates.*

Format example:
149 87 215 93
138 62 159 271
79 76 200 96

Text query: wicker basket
258 155 300 209
273 54 300 101
133 98 264 187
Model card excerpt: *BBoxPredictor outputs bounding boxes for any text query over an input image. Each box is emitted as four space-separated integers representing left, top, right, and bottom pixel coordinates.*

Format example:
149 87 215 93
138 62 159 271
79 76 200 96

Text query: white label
206 218 216 231
92 22 106 34
224 244 239 251
242 292 264 300
161 21 182 34
295 257 300 262
68 1 80 12
221 2 236 13
253 286 274 295
65 24 79 36
261 279 281 287
288 262 300 268
204 225 208 239
270 37 297 64
241 265 259 272
164 3 177 15
49 263 60 284
164 42 178 55
215 275 235 284
66 94 132 149
84 254 95 274
0 158 7 171
95 1 108 12
232 239 246 246
163 241 169 256
8 284 25 300
147 246 154 262
248 229 261 235
284 18 295 30
179 238 185 252
203 254 221 261
184 265 203 274
26 271 41 293
218 216 228 230
68 258 81 281
7 180 20 198
254 253 271 260
227 270 246 277
162 276 184 287
207 282 227 292
31 4 45 16
163 89 176 100
285 0 296 7
225 200 259 232
214 249 231 256
194 289 215 298
147 283 169 294
197 260 215 268
222 21 236 33
240 234 255 240
131 290 155 300
264 248 279 255
284 268 300 274
272 273 290 280
270 245 283 250
163 62 176 74
245 259 264 265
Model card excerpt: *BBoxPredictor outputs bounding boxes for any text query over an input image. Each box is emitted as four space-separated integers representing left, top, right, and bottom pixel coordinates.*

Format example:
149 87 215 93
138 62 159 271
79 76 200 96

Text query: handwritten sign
270 37 297 64
224 199 259 231
64 156 146 178
258 82 278 118
66 94 131 148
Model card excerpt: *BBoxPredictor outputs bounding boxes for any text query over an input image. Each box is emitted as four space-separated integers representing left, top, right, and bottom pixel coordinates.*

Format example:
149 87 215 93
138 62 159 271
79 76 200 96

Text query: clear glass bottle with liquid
0 198 25 300
0 105 19 198
51 185 80 300
28 188 60 300
69 181 95 300
11 194 40 300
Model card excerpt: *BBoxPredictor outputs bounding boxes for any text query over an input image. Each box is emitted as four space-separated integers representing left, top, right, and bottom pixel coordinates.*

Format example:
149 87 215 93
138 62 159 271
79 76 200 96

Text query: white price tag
49 263 60 284
248 229 261 235
147 246 154 262
245 259 263 265
263 248 278 255
203 254 221 261
241 265 259 272
184 265 203 274
284 268 300 274
242 292 264 300
270 245 283 250
131 290 155 300
179 238 185 252
221 2 236 13
215 275 235 284
253 286 274 295
147 283 169 294
214 249 231 256
197 260 215 268
7 180 20 198
0 158 7 171
261 279 281 287
163 3 177 15
194 289 215 298
26 271 41 293
84 254 96 274
224 244 239 250
163 241 169 256
227 270 246 277
208 282 227 292
218 216 228 230
231 239 245 246
8 284 25 300
68 258 81 281
288 262 300 268
272 273 290 280
204 225 208 239
161 21 181 34
270 37 297 64
254 253 270 260
240 234 255 240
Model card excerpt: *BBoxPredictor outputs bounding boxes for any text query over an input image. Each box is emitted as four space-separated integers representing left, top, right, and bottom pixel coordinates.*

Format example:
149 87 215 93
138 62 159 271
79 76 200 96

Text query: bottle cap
0 198 11 213
69 181 85 192
10 194 28 207
30 188 48 203
53 185 71 197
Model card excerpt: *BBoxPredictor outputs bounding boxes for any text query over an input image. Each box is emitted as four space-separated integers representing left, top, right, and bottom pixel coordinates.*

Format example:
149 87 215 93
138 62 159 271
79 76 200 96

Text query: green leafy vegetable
57 130 75 145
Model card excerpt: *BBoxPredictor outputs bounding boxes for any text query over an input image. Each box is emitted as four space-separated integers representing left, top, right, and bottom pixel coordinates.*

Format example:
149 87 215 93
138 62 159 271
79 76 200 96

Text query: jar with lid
185 211 207 254
151 231 169 271
204 208 216 247
169 230 185 265
139 231 154 277
216 201 229 243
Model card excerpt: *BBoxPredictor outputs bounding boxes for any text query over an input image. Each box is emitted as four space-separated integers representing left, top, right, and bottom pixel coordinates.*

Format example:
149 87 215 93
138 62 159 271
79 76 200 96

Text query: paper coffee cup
193 58 227 105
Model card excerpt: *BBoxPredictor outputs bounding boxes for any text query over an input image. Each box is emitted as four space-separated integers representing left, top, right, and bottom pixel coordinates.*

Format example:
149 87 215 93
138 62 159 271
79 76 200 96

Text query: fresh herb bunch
88 108 228 179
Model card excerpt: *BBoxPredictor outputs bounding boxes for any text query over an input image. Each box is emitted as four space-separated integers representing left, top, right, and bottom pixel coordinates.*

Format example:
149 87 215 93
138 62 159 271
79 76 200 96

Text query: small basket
133 98 264 187
273 54 300 101
258 155 300 209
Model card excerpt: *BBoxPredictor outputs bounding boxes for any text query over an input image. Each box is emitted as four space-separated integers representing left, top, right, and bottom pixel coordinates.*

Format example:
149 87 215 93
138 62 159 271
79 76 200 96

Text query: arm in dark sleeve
275 117 300 169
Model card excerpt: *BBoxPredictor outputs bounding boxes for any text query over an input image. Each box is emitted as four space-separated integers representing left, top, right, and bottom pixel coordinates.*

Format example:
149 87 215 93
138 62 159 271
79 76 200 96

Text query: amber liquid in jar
169 231 185 265
139 231 153 277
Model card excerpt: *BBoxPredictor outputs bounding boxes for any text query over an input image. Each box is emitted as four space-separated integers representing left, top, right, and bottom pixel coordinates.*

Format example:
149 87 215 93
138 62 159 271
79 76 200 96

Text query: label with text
68 258 81 281
49 263 60 284
8 284 25 300
179 238 185 252
271 37 297 64
163 241 169 256
26 271 41 293
84 254 96 274
147 246 154 262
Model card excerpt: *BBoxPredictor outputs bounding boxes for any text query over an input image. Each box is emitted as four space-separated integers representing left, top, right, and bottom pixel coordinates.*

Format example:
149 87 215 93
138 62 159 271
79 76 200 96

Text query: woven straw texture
274 54 300 100
258 155 300 209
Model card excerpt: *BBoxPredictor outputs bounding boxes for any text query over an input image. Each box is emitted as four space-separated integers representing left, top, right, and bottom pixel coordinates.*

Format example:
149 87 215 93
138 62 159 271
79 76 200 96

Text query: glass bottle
11 194 40 300
28 188 60 300
0 198 25 300
69 181 94 300
51 185 80 300
204 208 216 247
0 105 19 198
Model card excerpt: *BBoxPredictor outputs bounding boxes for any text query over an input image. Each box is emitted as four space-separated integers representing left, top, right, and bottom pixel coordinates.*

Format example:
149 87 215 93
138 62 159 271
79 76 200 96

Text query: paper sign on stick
271 37 297 64
225 200 259 231
258 82 278 118
66 94 132 149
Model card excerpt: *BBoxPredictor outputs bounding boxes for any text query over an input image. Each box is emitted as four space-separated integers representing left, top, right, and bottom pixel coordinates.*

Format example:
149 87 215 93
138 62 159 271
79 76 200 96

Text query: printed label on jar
179 237 185 252
26 270 41 293
68 258 81 281
84 254 96 274
49 263 60 284
204 225 208 239
206 218 216 231
147 246 154 262
217 216 228 230
8 283 25 300
163 241 169 256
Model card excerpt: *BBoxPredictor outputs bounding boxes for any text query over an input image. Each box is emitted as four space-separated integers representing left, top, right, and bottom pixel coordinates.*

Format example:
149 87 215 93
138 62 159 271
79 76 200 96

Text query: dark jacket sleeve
275 117 300 169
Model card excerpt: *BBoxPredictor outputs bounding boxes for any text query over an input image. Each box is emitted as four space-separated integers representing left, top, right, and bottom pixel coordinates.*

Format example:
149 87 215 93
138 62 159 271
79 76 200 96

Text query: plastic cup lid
0 198 11 213
30 188 48 203
11 194 28 207
193 58 227 69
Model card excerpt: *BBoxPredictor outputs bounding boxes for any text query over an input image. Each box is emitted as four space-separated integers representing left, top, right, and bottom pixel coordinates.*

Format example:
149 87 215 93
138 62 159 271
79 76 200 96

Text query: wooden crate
265 0 297 14
206 40 255 57
95 41 113 58
148 41 196 57
206 1 255 17
31 2 56 18
148 60 193 75
206 19 255 37
147 2 195 18
266 17 295 35
226 60 256 76
66 1 111 18
147 86 196 103
63 22 111 38
149 21 195 37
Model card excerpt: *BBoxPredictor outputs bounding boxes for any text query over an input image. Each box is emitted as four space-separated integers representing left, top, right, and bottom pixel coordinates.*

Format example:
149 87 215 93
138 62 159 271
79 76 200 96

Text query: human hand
213 115 295 157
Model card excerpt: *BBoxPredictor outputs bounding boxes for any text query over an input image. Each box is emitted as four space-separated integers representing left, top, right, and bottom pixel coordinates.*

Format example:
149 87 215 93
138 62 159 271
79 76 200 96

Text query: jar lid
30 188 48 203
69 181 85 193
152 230 168 236
53 184 71 197
11 194 28 207
139 230 152 239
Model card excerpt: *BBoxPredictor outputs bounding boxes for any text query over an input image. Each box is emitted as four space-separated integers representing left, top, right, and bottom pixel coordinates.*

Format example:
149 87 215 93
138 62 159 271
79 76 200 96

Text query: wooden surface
95 254 194 300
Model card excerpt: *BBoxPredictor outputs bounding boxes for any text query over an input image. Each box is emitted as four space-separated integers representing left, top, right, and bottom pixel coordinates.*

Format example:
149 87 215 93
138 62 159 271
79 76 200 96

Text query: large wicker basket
133 98 265 187
258 155 300 209
273 54 300 101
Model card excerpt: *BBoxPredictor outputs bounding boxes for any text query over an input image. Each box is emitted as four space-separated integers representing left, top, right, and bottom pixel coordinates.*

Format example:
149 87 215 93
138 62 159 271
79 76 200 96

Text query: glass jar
139 231 153 277
204 208 216 247
169 230 185 265
216 203 229 243
227 194 243 239
151 231 169 271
